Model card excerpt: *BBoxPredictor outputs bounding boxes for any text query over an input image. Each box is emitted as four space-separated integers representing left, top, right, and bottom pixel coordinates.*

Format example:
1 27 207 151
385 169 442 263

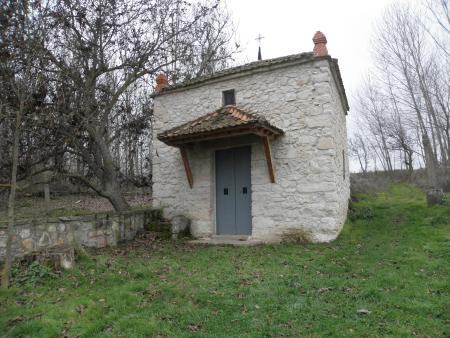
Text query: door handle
242 187 248 194
224 188 228 195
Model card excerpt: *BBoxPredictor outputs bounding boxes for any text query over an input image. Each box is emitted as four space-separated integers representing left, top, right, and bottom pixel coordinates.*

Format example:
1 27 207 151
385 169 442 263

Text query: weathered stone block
305 116 330 128
38 232 52 247
19 229 31 239
171 215 191 239
22 238 35 253
317 137 334 150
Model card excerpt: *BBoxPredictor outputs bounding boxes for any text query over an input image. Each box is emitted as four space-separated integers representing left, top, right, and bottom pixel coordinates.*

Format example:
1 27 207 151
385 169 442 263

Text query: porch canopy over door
157 105 284 187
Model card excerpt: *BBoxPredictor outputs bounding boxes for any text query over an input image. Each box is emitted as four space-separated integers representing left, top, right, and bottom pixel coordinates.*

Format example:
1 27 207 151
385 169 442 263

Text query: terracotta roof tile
157 105 283 145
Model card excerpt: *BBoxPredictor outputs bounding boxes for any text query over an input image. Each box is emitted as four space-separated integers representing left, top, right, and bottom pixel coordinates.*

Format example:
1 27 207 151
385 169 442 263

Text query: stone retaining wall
0 210 152 261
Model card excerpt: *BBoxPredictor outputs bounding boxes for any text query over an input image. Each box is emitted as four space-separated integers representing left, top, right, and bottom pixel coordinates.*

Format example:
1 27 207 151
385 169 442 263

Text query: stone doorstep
188 235 263 246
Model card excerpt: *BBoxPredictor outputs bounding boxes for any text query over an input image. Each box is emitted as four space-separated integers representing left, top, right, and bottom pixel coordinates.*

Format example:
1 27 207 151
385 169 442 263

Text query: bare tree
426 0 450 34
33 0 238 211
351 1 448 189
349 133 370 173
354 77 393 172
384 74 415 172
378 2 448 183
0 0 47 288
165 0 240 82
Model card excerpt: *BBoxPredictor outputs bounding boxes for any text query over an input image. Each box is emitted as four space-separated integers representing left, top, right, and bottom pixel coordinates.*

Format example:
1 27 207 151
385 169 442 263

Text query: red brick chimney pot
155 73 168 92
313 31 328 57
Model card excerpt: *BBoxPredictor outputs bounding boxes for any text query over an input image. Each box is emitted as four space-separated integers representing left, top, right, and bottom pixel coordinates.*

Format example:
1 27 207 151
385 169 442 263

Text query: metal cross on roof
255 34 264 61
255 33 264 46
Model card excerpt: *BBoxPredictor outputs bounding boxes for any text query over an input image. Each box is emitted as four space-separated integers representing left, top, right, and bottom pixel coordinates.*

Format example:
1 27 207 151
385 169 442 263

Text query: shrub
350 172 390 196
348 202 375 221
11 260 58 286
440 193 450 206
350 168 450 196
429 213 450 226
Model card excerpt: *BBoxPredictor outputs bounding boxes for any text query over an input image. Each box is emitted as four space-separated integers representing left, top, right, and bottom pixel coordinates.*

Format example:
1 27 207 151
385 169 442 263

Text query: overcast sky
225 0 397 170
226 0 397 115
226 0 396 98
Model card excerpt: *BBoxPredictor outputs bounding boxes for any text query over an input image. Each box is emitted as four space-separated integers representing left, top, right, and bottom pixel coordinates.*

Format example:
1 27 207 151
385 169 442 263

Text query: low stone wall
0 209 152 261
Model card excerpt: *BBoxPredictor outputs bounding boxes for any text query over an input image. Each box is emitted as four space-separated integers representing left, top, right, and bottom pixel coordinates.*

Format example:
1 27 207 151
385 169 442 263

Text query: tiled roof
154 52 349 112
157 105 284 145
155 52 315 95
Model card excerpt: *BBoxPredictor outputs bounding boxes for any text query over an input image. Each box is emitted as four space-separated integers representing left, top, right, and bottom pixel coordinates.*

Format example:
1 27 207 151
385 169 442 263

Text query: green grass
1 184 449 337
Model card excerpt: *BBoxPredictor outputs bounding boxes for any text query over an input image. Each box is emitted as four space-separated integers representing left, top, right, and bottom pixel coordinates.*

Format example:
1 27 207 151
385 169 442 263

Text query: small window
222 89 236 106
342 150 346 180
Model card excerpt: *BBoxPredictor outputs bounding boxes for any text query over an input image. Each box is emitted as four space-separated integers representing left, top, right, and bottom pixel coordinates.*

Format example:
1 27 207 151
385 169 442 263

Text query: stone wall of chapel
152 59 349 242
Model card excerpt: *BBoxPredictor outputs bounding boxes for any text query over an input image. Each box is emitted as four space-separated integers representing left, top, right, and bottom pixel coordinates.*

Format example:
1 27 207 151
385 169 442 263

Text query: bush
440 193 450 206
11 260 58 286
350 168 450 197
348 202 375 221
430 215 450 226
350 172 390 196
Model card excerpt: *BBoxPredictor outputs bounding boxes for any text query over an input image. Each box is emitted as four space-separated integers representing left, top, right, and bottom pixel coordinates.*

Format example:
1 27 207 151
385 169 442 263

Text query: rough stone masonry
0 210 148 261
151 32 350 242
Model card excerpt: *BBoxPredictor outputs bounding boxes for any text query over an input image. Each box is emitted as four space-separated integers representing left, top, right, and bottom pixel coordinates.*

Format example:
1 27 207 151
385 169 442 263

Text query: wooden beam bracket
261 136 276 183
179 147 193 188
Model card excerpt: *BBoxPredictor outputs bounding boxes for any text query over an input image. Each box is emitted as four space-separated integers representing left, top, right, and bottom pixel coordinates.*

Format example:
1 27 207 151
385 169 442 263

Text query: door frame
213 144 253 235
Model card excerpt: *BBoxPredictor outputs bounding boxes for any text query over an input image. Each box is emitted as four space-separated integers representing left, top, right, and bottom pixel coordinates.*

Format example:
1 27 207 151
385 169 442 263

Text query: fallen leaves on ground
75 304 86 314
94 231 159 257
187 324 201 332
7 314 42 327
239 278 253 286
317 287 333 294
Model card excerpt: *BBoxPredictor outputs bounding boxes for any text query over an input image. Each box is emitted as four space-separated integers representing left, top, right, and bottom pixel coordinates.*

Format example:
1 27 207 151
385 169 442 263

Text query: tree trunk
1 105 22 289
76 156 83 194
87 125 131 212
44 184 50 203
423 134 438 189
101 153 130 212
105 188 130 212
406 150 414 172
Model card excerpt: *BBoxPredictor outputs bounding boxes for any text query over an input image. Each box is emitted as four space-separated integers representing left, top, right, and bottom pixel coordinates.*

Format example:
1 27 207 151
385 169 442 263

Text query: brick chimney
155 73 168 93
312 31 328 57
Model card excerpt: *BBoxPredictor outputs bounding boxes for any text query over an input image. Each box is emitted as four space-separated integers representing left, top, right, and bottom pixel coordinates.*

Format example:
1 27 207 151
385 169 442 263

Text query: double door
215 146 252 235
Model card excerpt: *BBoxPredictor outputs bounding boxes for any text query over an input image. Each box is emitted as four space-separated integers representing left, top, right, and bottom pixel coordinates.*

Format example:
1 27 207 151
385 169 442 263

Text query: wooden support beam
180 147 193 188
261 136 276 183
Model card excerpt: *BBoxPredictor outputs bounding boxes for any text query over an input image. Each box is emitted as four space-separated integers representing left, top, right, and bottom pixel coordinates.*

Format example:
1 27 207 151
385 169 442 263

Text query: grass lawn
0 184 449 337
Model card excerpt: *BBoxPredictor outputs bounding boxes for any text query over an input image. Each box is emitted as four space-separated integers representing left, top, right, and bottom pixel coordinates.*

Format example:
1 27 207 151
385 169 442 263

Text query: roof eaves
153 53 349 115
329 58 349 113
157 123 283 146
153 52 317 97
156 106 284 145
